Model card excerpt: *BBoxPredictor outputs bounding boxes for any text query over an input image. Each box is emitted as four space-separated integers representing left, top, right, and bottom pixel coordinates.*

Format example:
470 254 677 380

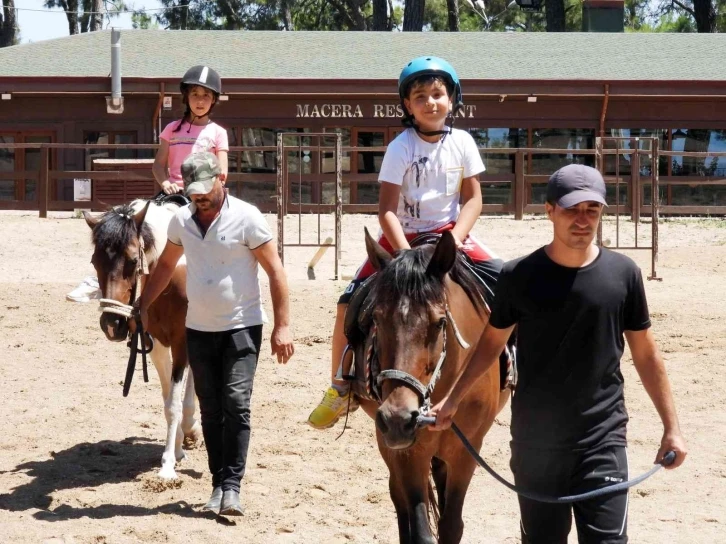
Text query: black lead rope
122 315 154 397
416 416 676 504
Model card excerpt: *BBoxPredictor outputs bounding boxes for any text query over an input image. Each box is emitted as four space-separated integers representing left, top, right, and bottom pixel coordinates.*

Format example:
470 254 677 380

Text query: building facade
1 30 725 213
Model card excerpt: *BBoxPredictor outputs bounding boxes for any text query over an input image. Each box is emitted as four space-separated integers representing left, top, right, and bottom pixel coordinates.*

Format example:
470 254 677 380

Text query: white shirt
167 194 273 332
378 128 485 233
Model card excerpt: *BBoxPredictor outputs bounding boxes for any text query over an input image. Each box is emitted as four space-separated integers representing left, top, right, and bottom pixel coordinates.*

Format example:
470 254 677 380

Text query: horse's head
365 227 458 450
84 202 154 342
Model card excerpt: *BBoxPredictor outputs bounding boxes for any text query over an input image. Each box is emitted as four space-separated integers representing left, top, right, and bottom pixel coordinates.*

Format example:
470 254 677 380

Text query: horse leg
181 365 203 447
431 456 447 515
384 450 437 544
177 330 201 447
387 470 411 544
157 346 187 479
437 447 479 544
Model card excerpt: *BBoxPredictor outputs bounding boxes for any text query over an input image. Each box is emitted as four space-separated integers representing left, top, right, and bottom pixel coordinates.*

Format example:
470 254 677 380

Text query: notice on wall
163 96 172 110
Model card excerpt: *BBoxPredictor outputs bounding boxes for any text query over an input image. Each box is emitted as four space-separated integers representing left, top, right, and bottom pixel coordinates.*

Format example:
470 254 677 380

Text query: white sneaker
66 276 101 303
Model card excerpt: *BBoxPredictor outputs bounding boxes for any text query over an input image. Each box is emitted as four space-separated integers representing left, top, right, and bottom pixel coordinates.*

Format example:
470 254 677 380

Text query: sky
15 0 164 44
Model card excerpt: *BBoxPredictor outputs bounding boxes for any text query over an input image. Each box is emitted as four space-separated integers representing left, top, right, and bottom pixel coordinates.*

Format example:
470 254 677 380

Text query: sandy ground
0 209 725 544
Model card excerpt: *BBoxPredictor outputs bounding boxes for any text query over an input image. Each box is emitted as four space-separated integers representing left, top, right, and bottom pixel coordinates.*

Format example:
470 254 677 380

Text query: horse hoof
158 466 178 480
175 450 187 463
183 428 204 449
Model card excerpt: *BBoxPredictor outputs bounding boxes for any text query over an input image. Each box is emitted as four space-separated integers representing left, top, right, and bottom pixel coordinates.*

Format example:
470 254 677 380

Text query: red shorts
353 222 499 280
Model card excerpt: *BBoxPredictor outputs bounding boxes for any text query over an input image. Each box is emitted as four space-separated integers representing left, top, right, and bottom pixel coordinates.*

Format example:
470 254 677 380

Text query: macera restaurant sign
295 103 477 119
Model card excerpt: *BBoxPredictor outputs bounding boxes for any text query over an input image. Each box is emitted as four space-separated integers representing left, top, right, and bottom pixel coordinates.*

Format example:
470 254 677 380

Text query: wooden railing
1 142 726 219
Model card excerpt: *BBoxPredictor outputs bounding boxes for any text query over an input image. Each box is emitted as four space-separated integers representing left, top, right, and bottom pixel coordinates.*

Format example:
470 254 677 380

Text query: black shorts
510 443 630 544
337 257 504 305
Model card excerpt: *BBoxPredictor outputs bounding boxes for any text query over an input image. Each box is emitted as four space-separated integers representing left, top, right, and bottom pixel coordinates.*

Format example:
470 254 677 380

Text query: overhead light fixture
527 96 537 103
219 95 229 101
515 0 543 11
1 93 11 100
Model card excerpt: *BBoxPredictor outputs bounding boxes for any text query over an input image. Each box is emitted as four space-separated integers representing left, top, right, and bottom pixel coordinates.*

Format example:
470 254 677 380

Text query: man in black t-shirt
430 164 687 543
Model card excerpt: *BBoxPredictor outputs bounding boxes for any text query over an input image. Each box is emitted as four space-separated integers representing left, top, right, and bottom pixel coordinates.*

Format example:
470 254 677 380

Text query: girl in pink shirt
153 65 229 194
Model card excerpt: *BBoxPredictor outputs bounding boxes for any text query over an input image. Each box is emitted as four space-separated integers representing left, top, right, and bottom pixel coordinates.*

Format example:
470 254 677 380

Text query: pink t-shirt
160 120 229 186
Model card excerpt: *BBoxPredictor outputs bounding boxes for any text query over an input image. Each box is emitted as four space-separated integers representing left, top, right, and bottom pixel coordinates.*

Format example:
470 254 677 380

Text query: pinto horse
84 199 202 479
350 229 509 544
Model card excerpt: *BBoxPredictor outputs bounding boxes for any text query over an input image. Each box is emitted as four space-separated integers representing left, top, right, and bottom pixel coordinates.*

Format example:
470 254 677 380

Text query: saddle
342 239 517 399
153 191 191 208
343 274 380 402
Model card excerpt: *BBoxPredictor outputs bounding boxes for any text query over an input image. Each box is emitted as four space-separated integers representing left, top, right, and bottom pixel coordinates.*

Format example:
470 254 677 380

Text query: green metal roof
0 29 724 82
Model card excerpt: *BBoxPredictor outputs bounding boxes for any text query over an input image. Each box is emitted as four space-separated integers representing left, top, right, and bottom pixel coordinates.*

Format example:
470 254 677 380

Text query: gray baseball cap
546 164 608 208
181 152 221 196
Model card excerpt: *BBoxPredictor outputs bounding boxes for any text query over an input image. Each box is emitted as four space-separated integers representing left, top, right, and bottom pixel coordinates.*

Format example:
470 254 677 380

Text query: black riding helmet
180 65 222 96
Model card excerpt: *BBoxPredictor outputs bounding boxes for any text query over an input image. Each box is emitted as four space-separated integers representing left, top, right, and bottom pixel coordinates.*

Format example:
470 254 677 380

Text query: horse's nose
100 314 128 342
376 405 419 449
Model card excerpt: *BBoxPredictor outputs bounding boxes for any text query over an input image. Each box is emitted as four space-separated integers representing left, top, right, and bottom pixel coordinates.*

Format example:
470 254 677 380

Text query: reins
415 417 676 503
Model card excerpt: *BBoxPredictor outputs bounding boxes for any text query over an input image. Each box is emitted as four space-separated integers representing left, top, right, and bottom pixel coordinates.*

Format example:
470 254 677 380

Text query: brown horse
350 229 509 544
84 199 202 479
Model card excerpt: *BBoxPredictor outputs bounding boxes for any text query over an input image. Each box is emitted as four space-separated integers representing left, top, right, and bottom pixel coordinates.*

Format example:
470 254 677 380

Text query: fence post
514 150 524 220
631 146 640 223
38 146 50 219
276 133 284 264
595 138 603 246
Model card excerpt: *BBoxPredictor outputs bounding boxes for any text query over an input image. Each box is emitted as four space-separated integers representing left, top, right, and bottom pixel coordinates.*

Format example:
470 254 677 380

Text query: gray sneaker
219 490 244 516
202 487 223 514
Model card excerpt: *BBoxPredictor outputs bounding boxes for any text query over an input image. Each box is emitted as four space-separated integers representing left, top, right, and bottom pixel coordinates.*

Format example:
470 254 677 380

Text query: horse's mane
90 203 155 258
371 245 488 317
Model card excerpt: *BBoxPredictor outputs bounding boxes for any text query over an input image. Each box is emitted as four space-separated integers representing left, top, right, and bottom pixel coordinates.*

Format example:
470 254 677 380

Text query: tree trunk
545 0 566 31
0 0 17 47
64 0 79 35
80 0 90 32
344 0 367 30
90 0 103 31
692 0 716 32
281 0 294 30
218 0 244 29
180 0 190 29
373 0 388 30
447 0 459 31
403 0 425 31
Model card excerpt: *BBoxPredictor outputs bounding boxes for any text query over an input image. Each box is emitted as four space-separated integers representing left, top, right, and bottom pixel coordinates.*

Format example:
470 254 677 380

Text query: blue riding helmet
398 56 463 112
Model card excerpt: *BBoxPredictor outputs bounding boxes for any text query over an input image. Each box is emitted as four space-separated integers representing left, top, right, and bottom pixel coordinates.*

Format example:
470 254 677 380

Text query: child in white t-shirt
307 56 505 429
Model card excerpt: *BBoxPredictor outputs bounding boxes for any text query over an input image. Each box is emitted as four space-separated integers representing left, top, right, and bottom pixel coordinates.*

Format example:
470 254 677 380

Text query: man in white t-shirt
138 152 294 517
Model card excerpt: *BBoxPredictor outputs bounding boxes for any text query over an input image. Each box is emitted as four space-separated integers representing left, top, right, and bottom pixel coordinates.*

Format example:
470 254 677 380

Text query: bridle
372 296 471 416
97 216 154 397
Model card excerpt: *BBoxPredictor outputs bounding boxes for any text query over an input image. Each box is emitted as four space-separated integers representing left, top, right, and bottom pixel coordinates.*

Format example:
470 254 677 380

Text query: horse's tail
427 472 440 540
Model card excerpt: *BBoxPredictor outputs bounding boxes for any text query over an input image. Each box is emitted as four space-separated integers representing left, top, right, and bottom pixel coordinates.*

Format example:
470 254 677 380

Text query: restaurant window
469 128 526 205
0 132 56 201
670 129 726 177
84 131 138 170
354 129 386 205
530 129 595 204
0 135 14 201
321 127 351 205
531 129 595 174
233 127 311 205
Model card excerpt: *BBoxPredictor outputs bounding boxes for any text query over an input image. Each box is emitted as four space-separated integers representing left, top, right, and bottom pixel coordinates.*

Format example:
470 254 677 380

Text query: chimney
106 28 124 114
582 0 624 32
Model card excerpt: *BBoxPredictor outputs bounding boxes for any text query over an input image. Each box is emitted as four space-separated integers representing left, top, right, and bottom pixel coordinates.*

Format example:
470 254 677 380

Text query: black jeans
511 443 629 544
186 325 263 493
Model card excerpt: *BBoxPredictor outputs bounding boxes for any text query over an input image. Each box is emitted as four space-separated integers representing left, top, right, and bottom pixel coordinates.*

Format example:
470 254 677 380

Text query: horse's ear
364 227 392 271
133 201 151 229
83 211 99 230
426 230 457 279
